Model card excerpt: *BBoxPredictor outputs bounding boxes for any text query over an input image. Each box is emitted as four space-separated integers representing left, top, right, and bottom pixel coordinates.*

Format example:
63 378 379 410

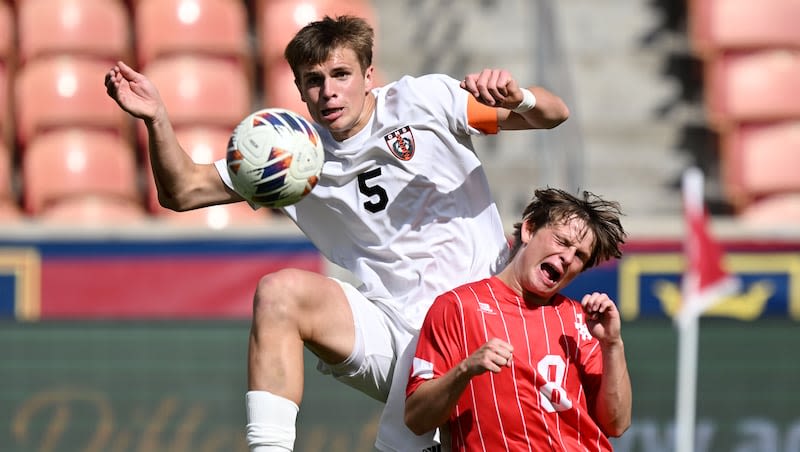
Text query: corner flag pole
674 167 740 452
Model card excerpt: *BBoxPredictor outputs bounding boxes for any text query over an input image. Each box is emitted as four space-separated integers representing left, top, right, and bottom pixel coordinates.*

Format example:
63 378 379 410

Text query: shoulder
386 73 459 88
553 293 578 307
555 294 587 319
433 278 493 309
377 73 462 100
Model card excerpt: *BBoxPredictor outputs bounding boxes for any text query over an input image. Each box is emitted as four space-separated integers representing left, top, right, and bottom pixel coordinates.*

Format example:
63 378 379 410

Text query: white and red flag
674 167 741 452
676 167 741 325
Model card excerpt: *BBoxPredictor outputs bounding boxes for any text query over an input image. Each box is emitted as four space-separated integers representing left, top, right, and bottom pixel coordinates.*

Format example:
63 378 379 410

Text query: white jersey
217 74 510 330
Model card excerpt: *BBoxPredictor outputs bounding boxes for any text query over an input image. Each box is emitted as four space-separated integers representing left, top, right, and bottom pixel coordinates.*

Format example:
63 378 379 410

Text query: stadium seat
36 196 148 225
738 193 800 227
689 0 800 58
0 198 23 222
0 1 13 148
0 1 13 61
704 49 800 128
175 126 232 162
0 60 10 150
721 120 800 209
155 202 272 229
22 129 142 215
16 0 132 65
134 0 251 73
14 55 133 149
255 0 378 64
137 55 251 145
0 141 14 197
0 141 22 221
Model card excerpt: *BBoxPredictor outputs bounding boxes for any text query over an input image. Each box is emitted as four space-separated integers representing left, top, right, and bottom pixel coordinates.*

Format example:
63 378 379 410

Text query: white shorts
315 278 414 403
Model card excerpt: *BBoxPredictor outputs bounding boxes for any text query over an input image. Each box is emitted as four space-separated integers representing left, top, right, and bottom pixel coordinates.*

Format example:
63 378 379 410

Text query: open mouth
321 107 343 118
541 262 562 283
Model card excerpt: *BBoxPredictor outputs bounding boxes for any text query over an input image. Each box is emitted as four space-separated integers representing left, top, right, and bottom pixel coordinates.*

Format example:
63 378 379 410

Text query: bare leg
245 269 355 451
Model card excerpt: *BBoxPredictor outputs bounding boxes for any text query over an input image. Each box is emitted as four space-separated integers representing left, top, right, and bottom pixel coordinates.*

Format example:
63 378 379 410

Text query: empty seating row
688 0 800 58
687 0 800 227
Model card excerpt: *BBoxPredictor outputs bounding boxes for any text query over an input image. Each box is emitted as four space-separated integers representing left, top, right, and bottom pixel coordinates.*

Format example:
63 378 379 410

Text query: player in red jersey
405 187 631 451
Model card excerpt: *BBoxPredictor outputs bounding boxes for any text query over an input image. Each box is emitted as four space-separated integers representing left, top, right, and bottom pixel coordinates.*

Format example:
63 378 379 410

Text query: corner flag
676 167 741 326
674 167 741 452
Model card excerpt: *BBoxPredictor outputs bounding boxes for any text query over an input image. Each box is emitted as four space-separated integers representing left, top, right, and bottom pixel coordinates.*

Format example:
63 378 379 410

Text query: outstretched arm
404 338 514 435
582 292 633 437
460 68 570 130
104 61 242 211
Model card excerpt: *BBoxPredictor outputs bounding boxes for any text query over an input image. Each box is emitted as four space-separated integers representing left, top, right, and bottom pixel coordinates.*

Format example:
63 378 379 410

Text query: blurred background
1 0 799 451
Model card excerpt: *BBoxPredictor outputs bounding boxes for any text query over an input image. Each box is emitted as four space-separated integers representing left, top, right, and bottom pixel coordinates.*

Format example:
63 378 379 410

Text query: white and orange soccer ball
226 108 324 208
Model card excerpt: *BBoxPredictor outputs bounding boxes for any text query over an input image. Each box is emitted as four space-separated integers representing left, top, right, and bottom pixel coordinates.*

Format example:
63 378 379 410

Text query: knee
252 268 309 322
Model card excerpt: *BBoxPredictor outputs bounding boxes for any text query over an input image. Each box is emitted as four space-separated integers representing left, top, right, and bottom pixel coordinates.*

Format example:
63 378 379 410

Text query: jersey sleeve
407 74 499 137
214 159 234 190
406 292 465 398
213 158 261 210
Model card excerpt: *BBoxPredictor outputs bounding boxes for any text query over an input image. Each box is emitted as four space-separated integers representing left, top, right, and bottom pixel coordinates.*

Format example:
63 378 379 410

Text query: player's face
294 47 375 141
511 218 594 304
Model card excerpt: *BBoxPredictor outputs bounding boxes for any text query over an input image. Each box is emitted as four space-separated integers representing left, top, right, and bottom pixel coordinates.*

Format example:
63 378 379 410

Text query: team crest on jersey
384 126 415 161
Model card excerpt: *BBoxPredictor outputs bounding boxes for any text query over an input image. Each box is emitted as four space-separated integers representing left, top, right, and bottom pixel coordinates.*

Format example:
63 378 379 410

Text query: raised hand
104 61 163 121
581 292 622 345
460 68 524 110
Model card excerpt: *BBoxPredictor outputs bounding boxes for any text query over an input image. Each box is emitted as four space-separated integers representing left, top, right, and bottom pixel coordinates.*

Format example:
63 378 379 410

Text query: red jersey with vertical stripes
407 276 612 452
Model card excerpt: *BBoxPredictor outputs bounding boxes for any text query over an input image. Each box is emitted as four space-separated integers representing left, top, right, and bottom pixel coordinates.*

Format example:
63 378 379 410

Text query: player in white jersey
105 15 569 452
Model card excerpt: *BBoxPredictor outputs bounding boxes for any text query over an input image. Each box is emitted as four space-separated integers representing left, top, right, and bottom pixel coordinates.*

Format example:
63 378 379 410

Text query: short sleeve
406 293 465 397
213 158 261 210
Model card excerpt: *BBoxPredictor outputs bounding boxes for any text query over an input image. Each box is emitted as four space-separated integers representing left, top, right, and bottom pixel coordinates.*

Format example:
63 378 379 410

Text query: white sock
246 391 299 452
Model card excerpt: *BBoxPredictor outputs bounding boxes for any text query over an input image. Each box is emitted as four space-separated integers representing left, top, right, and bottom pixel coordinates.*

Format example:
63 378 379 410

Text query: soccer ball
226 108 324 208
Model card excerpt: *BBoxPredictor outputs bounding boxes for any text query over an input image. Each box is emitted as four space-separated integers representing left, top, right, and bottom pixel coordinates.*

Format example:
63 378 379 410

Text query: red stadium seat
0 141 14 198
22 129 142 215
0 1 14 148
721 120 800 210
704 49 800 128
0 1 13 61
155 202 272 229
16 0 132 65
0 142 22 220
255 0 378 64
738 193 800 227
175 126 232 162
689 0 800 58
36 196 148 225
14 56 133 148
134 0 251 72
136 55 251 155
0 199 24 222
139 55 251 134
0 61 10 150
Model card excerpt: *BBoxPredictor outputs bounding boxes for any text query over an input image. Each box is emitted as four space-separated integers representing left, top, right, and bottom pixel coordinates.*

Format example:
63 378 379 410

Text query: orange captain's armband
467 96 499 135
